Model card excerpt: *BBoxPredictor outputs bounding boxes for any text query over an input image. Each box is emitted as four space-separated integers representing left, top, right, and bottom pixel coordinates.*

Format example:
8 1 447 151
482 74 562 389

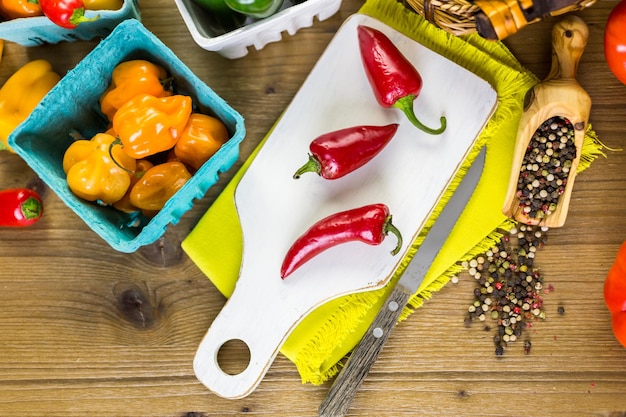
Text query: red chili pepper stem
383 214 402 255
293 154 320 179
20 197 42 220
67 8 98 26
394 96 447 135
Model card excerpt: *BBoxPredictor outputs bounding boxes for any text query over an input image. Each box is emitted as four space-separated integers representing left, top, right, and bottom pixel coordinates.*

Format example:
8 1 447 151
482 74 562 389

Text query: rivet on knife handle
318 285 411 417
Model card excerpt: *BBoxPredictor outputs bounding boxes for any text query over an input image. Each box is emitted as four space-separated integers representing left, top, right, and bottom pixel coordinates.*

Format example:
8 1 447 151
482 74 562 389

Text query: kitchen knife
318 146 486 417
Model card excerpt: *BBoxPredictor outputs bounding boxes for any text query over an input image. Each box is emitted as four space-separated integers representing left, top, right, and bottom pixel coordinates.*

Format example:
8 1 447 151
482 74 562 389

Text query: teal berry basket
8 18 246 253
0 0 141 46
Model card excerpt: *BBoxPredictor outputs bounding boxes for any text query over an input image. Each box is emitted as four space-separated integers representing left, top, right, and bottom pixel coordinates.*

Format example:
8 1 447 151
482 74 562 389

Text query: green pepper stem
383 214 403 256
107 138 134 174
394 95 446 135
293 154 321 179
20 196 42 220
70 9 100 27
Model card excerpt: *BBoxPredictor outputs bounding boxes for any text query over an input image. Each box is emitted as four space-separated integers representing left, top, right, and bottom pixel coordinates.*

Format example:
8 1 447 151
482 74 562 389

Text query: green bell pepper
192 0 246 35
224 0 283 19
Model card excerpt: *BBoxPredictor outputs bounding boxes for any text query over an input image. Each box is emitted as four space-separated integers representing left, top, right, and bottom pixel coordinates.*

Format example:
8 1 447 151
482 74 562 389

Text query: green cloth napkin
182 0 605 385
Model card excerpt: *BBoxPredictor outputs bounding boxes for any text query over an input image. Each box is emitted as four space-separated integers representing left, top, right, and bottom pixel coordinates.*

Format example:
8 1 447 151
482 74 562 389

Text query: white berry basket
174 0 342 59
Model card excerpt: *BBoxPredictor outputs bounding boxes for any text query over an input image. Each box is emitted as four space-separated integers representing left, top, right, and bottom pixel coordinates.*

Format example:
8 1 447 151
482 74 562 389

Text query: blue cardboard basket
8 19 246 253
0 0 141 46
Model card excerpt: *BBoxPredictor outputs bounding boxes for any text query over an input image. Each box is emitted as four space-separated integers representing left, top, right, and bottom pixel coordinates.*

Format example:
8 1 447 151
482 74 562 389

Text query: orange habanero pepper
112 93 192 159
100 60 172 121
63 133 137 205
0 0 43 20
129 161 192 211
174 113 230 171
113 158 154 213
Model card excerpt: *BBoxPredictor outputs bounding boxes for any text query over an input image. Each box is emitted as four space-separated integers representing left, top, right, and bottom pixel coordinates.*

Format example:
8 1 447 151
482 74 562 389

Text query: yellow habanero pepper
0 60 60 152
112 93 192 159
129 161 192 211
100 59 172 121
84 0 124 10
63 133 137 205
174 113 230 171
0 0 43 20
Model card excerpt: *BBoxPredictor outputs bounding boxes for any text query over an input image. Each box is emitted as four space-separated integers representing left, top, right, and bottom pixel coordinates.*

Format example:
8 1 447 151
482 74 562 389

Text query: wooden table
1 1 626 416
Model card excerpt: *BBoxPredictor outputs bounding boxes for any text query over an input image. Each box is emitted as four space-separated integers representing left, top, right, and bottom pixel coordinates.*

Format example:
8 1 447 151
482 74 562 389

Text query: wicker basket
403 0 598 40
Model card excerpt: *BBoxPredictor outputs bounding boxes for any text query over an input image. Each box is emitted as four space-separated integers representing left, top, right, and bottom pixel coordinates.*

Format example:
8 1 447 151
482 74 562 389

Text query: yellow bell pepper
0 60 60 152
83 0 124 10
63 133 137 205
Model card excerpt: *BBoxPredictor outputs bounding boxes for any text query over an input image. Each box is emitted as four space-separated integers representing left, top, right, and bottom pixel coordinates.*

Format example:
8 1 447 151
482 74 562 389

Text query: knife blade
318 146 486 417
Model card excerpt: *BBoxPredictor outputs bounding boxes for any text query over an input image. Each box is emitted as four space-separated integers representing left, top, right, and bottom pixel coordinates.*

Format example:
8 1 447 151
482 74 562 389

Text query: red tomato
39 0 98 29
612 312 626 348
604 241 626 348
604 0 626 85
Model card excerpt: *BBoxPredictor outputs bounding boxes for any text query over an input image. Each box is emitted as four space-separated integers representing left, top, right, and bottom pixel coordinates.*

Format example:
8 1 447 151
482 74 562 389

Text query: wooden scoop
502 15 591 228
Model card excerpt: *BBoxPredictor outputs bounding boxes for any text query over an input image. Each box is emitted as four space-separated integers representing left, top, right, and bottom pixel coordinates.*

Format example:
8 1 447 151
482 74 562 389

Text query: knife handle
318 285 412 417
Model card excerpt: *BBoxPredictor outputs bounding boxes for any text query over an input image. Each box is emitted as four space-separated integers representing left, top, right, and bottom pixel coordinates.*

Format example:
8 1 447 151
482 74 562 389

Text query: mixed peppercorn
461 224 550 355
515 116 576 223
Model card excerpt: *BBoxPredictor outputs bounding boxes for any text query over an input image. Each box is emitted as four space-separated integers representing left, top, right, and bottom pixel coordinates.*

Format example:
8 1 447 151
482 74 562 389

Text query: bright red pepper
280 203 403 279
37 0 98 29
357 25 446 135
604 0 626 85
293 123 399 180
0 188 43 227
604 241 626 348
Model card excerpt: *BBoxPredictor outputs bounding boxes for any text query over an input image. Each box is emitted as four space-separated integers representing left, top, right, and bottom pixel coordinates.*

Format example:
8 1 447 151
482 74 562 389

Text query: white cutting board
194 14 497 399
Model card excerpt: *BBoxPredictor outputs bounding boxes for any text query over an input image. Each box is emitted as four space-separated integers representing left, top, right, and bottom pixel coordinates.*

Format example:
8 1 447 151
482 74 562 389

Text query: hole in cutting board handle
216 339 251 376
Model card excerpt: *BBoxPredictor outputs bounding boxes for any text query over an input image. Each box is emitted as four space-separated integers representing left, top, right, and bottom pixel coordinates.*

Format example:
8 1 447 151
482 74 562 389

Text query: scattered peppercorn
515 116 576 221
463 223 550 355
524 339 532 355
557 305 565 315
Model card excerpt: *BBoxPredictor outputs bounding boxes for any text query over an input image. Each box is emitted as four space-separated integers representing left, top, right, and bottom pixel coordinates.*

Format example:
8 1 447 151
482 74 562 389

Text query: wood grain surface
1 0 626 416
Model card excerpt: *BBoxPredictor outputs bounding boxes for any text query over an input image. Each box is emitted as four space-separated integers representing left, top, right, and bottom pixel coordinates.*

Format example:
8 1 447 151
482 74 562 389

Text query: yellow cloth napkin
182 0 605 385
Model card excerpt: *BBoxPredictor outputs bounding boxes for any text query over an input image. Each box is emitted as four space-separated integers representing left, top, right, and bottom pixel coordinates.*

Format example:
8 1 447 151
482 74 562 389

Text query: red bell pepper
293 124 399 180
357 25 446 135
0 188 44 227
604 241 626 348
280 203 403 279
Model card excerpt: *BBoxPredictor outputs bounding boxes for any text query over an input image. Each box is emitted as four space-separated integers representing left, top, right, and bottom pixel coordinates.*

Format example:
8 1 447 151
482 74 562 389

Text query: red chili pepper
0 188 44 227
293 123 399 180
357 25 446 135
280 203 403 279
37 0 99 29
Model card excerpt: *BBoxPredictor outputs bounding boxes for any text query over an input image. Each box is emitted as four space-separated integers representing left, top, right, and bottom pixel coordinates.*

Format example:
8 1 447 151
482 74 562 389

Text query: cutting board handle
193 282 292 399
